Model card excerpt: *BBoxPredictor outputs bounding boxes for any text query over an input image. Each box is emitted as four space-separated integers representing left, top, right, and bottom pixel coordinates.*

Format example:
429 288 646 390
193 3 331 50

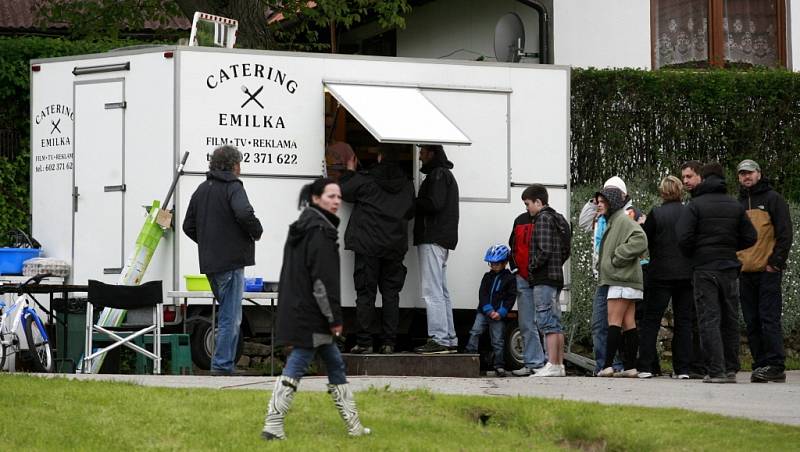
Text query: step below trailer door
72 79 125 284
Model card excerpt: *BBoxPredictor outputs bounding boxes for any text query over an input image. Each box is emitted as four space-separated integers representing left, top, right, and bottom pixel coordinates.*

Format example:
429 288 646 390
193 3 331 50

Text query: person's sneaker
613 368 639 378
349 344 373 354
672 373 690 380
494 367 507 377
414 339 450 354
596 367 615 377
533 362 564 377
380 344 394 354
687 371 706 380
751 366 786 383
447 345 459 354
638 372 653 379
703 374 737 384
558 364 566 377
511 367 534 377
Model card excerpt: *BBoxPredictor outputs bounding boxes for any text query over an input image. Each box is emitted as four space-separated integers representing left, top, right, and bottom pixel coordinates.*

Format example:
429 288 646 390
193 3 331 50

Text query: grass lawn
3 374 798 451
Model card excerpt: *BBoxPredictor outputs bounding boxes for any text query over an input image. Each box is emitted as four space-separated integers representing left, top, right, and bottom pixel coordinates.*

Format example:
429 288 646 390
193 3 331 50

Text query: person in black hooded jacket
183 145 263 375
340 148 415 354
736 159 793 383
413 144 461 354
676 162 757 383
262 178 370 441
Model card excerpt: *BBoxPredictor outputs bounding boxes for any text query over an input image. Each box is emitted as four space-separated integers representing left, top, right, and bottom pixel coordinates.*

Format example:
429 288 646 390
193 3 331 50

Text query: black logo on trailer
240 85 264 109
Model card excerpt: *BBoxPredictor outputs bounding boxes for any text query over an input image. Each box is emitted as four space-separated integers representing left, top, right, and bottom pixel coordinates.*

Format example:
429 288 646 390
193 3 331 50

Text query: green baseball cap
737 159 761 173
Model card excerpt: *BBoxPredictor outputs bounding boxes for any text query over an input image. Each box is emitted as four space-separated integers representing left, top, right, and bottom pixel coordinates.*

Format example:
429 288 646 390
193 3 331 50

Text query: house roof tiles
0 0 190 32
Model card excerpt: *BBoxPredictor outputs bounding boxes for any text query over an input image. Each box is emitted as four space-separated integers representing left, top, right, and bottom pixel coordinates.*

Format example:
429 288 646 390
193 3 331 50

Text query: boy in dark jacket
525 184 570 378
464 244 517 376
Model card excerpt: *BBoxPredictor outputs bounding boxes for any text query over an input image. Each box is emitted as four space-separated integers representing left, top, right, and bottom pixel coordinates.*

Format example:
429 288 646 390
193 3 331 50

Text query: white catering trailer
30 46 570 369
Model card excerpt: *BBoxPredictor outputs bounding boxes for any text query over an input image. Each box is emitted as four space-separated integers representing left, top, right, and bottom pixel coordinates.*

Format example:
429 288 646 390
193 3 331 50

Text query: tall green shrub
571 68 800 201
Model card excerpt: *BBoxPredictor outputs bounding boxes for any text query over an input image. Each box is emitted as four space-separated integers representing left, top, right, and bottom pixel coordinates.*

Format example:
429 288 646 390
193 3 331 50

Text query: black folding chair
82 280 163 374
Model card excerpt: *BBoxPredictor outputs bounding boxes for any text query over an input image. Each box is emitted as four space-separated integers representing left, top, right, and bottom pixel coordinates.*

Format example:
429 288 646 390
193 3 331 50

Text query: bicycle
0 273 54 372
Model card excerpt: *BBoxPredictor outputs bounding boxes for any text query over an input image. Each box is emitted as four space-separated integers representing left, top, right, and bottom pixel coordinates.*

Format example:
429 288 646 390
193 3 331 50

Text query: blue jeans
283 343 347 384
465 313 506 369
591 285 622 374
418 244 457 347
207 268 244 372
533 284 563 334
516 276 546 370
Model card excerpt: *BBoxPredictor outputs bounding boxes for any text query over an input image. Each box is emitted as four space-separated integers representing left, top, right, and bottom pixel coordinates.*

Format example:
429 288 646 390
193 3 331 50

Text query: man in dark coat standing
676 162 757 383
736 159 793 383
413 144 460 354
341 149 415 354
183 145 263 375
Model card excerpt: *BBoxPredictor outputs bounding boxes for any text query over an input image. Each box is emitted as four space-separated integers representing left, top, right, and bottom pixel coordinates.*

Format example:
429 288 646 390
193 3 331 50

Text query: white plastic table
167 291 278 374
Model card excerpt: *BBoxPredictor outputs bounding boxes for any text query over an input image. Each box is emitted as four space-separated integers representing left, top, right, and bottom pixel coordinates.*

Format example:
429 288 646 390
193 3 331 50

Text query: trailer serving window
324 83 470 145
324 81 510 202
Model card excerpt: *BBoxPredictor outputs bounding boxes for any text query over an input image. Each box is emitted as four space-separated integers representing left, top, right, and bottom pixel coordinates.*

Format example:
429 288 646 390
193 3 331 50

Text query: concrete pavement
36 371 800 426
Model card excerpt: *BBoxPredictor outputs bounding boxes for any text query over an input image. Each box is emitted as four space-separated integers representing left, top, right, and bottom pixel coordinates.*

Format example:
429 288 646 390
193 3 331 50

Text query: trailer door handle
73 186 80 212
103 268 123 275
104 184 126 192
104 101 127 110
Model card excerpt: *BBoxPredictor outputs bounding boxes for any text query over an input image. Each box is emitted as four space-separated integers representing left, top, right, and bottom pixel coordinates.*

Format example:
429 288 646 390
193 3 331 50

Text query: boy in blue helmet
464 244 517 376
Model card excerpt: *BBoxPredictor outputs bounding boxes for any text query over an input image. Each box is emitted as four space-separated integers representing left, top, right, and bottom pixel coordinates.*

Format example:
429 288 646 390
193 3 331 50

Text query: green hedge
0 37 149 244
571 68 800 201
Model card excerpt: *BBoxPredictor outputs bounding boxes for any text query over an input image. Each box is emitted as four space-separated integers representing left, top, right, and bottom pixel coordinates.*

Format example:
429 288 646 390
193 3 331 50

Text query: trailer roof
30 45 571 73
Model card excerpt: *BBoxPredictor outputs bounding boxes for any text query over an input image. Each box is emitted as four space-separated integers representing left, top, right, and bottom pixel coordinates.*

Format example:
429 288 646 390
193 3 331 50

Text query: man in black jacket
736 159 793 383
676 162 757 383
183 145 263 375
413 144 460 354
340 149 415 354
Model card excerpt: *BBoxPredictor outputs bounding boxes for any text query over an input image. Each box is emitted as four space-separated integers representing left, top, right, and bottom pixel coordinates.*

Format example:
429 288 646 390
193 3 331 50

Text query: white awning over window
324 82 471 146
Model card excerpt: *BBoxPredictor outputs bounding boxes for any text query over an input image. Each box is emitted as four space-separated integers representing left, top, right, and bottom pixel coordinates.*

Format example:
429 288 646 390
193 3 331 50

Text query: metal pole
210 296 216 372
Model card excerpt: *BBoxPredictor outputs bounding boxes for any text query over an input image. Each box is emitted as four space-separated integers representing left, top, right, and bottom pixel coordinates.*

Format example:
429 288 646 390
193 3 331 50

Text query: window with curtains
653 0 785 68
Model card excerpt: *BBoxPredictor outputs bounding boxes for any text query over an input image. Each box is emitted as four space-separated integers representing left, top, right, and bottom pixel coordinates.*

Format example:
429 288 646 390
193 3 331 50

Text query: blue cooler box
0 248 42 275
245 277 263 292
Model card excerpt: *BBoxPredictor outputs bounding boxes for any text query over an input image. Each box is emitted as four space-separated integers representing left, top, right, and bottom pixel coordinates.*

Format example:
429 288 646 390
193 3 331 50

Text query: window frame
650 0 788 68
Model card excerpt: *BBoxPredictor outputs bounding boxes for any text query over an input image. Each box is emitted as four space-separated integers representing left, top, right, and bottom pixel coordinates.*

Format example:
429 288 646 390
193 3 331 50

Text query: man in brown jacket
737 159 793 383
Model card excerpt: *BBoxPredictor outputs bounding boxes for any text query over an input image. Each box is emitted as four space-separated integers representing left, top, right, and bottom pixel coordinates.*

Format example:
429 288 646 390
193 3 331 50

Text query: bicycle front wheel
0 338 6 371
23 315 53 372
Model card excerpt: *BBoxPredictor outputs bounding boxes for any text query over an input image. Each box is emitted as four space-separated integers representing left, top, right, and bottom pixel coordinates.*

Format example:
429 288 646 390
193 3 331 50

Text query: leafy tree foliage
36 0 412 51
267 0 412 52
34 0 183 40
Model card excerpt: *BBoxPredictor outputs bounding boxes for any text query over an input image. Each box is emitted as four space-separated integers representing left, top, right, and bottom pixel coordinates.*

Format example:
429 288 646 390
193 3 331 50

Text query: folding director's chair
82 280 163 374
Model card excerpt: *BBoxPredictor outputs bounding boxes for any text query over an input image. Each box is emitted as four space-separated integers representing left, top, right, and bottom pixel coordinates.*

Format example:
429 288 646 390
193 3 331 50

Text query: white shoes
638 372 653 379
531 362 566 377
597 367 615 377
614 368 639 378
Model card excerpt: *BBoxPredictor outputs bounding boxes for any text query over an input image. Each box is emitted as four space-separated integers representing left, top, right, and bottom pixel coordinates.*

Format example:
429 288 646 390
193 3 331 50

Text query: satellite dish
494 12 539 63
494 12 525 63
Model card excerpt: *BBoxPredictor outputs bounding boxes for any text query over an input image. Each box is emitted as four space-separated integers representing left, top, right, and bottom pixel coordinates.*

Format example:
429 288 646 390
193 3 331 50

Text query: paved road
37 371 800 426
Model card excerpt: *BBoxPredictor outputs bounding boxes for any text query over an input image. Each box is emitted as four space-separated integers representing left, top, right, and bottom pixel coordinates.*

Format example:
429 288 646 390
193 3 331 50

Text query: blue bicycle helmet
484 244 510 263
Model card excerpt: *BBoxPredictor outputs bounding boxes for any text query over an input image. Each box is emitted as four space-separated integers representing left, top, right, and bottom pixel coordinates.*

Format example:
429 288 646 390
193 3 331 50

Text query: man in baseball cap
736 159 793 383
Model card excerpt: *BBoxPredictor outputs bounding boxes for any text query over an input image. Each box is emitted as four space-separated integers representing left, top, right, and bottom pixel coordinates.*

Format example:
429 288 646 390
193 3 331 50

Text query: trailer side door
72 79 126 283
